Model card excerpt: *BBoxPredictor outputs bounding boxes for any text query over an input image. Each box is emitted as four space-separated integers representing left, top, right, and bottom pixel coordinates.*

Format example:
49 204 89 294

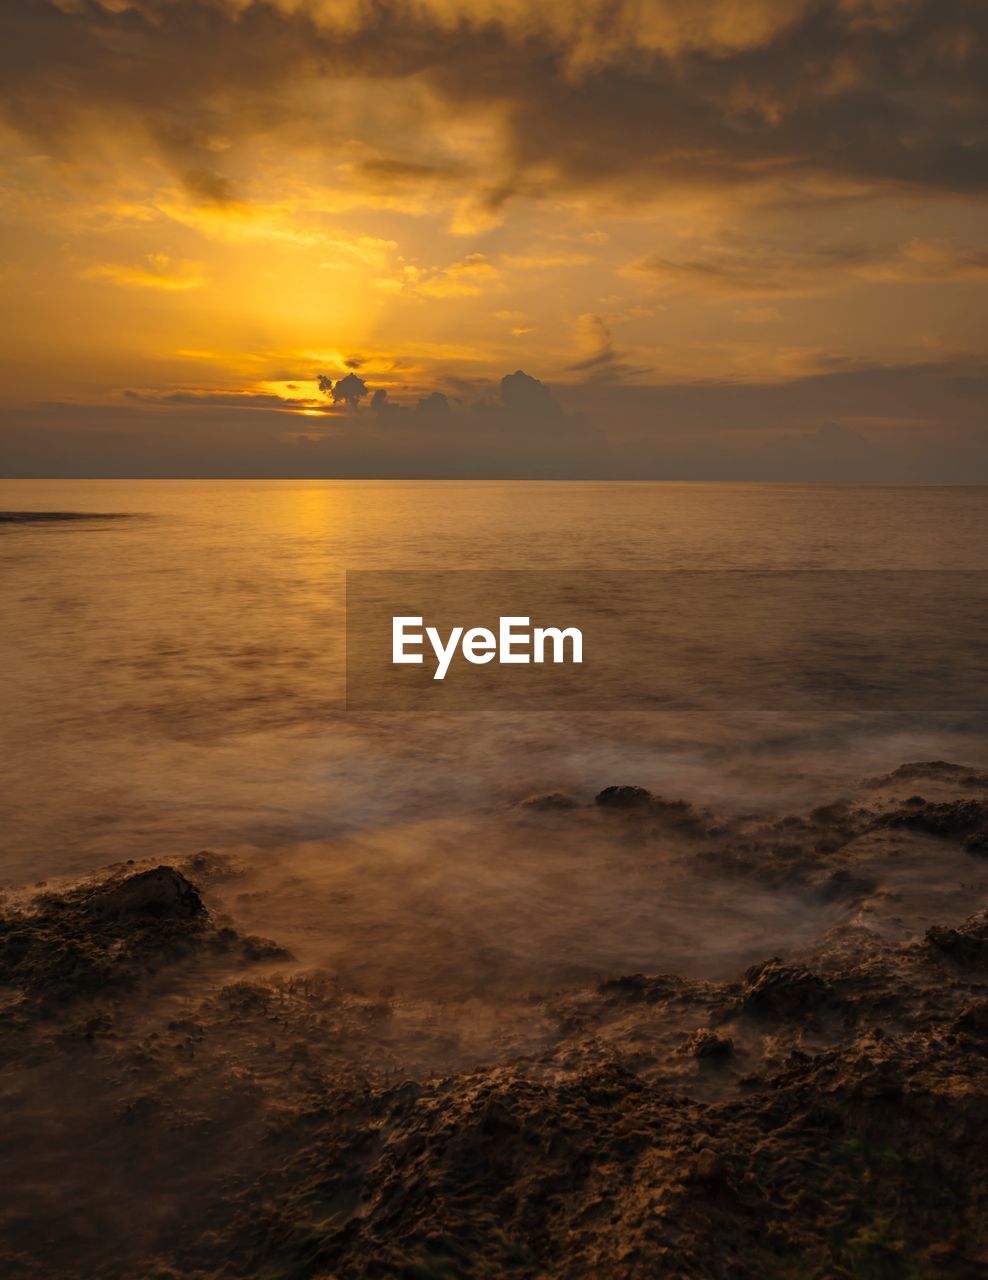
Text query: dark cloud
180 166 239 205
635 235 988 296
636 241 869 295
359 371 590 474
4 360 987 480
1 1 985 205
415 391 452 415
318 372 369 408
356 157 467 186
499 370 559 414
570 354 988 436
125 389 314 411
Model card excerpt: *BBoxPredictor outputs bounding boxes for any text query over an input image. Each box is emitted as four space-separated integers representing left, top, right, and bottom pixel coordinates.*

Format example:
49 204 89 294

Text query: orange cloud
79 254 205 291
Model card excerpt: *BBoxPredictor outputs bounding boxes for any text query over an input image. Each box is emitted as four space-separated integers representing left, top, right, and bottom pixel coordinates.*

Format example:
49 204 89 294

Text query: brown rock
693 1148 726 1182
595 785 653 809
87 866 205 921
741 957 829 1017
683 1028 734 1059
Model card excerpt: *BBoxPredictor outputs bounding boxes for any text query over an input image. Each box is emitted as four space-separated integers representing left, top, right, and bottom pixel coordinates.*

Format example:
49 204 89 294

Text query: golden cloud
79 254 205 291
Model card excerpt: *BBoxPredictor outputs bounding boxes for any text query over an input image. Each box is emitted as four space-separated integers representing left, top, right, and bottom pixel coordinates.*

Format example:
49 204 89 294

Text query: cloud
735 305 783 324
634 236 988 297
500 252 594 269
860 238 988 283
317 236 400 270
2 0 985 221
568 314 652 382
415 254 501 298
5 358 988 480
125 389 317 411
301 366 604 475
368 252 503 298
180 166 239 205
499 369 560 414
318 371 369 408
495 310 534 335
79 254 205 291
771 420 885 481
354 156 468 187
151 194 329 246
635 241 864 296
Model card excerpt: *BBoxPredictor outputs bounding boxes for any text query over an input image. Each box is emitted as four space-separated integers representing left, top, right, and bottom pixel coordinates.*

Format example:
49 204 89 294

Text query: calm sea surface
2 481 987 995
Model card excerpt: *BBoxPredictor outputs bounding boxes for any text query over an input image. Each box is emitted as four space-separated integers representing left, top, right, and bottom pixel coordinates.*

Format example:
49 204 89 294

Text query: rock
883 798 988 845
87 866 205 921
595 785 653 810
693 1148 726 1183
599 973 682 1003
926 912 988 969
864 761 988 788
741 957 829 1017
238 933 291 961
954 1001 988 1037
682 1028 734 1059
816 868 878 902
809 801 851 823
517 792 580 812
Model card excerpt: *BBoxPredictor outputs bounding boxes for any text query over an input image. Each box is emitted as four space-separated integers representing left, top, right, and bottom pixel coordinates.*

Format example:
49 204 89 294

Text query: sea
2 480 987 1000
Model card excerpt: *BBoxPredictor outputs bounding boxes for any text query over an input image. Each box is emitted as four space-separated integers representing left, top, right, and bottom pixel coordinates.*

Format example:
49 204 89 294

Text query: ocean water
2 480 987 998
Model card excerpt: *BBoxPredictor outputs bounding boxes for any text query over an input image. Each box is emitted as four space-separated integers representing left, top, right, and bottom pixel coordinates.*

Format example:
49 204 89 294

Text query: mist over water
2 480 987 1003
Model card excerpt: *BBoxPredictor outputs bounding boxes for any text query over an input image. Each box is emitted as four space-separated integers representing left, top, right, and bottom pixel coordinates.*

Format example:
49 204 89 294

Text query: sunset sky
1 0 986 477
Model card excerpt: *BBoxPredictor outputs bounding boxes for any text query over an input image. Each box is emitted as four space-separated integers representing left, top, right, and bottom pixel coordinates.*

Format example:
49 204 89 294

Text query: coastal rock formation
86 865 205 920
1 762 987 1278
595 784 654 809
927 911 988 969
516 791 581 812
681 1027 734 1058
741 956 831 1017
0 862 283 1008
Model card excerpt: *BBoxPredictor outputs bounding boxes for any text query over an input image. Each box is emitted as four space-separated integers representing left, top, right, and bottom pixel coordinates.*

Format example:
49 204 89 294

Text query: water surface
2 480 986 996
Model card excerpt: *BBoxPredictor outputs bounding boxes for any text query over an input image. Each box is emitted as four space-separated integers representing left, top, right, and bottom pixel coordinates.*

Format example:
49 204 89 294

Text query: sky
0 0 986 479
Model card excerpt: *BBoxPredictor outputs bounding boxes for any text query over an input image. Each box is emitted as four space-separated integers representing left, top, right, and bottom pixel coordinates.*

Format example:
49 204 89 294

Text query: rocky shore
1 761 987 1278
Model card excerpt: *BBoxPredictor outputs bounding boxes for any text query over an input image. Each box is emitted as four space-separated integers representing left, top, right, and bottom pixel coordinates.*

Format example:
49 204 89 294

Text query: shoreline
1 760 987 1277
